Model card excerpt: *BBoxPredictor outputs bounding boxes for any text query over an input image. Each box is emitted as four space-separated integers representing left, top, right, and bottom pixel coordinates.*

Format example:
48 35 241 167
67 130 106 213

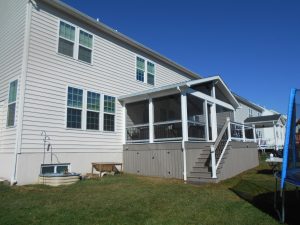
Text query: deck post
227 117 231 141
211 103 218 141
122 103 126 144
180 90 188 182
149 97 154 143
210 145 217 178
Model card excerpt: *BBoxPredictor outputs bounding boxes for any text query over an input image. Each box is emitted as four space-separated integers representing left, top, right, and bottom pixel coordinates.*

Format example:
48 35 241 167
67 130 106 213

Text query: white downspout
11 1 32 185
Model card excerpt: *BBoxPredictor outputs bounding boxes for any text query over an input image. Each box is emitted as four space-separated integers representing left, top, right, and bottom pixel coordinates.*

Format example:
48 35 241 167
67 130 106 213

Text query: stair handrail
210 117 231 179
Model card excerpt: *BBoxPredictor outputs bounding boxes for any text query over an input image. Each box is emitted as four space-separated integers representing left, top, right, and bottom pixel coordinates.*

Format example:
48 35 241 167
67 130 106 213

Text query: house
1 0 262 185
233 94 286 151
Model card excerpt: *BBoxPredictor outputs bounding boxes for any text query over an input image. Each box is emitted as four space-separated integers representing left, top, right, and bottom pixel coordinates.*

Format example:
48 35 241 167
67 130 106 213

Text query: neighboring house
245 114 286 151
234 94 286 151
0 0 261 185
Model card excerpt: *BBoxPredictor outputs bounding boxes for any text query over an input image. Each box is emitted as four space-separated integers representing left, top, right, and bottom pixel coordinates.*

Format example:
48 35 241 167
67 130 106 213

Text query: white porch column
211 103 218 141
122 103 127 144
253 124 256 143
149 97 154 143
242 124 246 142
181 91 188 182
204 100 209 141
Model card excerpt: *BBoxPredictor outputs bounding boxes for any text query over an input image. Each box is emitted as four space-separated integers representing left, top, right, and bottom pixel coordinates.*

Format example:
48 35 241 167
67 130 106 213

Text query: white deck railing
210 118 256 179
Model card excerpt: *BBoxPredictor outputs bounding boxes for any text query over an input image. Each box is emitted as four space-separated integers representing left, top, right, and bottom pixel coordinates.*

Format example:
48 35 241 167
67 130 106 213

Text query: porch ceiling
118 76 240 109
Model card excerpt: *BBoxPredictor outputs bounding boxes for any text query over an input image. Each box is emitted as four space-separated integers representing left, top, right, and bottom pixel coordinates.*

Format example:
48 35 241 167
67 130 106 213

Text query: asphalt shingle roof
244 114 281 123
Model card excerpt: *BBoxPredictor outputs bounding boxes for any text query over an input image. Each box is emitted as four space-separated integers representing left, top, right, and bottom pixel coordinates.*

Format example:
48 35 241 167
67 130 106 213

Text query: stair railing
210 117 231 178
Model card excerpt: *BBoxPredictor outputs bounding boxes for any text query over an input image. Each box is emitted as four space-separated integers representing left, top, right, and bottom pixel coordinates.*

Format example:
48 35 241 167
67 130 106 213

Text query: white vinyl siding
19 0 194 174
0 0 27 182
235 102 261 123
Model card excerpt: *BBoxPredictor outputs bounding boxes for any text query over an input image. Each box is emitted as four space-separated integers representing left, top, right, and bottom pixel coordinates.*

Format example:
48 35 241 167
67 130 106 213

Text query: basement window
6 80 18 127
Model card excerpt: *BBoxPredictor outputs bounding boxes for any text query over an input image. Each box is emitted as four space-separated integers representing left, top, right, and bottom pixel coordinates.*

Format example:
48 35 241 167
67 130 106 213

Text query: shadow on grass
256 169 274 175
230 179 300 225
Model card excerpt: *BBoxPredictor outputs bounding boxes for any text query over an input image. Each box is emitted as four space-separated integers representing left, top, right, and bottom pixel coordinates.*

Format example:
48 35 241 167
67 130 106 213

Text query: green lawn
0 158 296 225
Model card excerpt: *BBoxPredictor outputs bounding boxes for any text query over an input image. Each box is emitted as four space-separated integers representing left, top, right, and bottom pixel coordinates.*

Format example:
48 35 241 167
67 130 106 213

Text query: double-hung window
58 21 93 64
58 21 75 57
67 87 83 129
7 80 18 127
78 30 93 63
136 56 155 85
147 61 155 85
136 57 145 82
103 95 116 131
86 91 100 130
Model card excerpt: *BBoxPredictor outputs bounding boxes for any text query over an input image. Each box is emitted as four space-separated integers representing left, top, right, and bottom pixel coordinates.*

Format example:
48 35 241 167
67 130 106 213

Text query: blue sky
62 0 300 114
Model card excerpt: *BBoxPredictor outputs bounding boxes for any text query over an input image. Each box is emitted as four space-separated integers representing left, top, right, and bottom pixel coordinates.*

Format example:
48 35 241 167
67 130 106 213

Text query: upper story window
58 21 93 64
136 57 145 82
79 30 93 63
58 21 75 57
249 108 253 117
6 80 18 127
147 62 155 85
136 56 155 85
103 95 116 131
67 87 83 129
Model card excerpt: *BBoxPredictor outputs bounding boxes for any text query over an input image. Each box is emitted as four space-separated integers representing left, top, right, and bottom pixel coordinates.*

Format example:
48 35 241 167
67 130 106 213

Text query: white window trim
6 79 18 128
57 19 94 65
135 55 156 86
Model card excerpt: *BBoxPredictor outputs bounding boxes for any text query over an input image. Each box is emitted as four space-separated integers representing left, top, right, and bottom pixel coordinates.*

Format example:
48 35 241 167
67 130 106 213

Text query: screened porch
120 76 249 144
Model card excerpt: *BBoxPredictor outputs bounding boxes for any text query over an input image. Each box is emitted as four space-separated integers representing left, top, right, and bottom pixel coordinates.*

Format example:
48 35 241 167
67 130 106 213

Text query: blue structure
275 88 300 223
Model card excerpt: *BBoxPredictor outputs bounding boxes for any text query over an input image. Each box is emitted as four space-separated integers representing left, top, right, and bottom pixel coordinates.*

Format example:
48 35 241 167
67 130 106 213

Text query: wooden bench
91 162 123 177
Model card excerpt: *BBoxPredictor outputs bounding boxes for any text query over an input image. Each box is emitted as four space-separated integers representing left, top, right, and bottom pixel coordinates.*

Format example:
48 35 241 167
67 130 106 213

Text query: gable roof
119 76 240 109
244 114 282 123
39 0 201 80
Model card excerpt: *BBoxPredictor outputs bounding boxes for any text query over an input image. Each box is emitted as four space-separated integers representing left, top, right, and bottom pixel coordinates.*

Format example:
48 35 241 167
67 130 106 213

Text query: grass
0 156 298 225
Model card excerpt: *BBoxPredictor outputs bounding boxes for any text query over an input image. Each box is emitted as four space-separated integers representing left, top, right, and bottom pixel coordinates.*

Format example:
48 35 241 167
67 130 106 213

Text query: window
103 95 116 131
136 57 145 82
67 87 83 129
78 30 93 63
136 56 155 85
58 21 75 57
7 80 18 127
147 61 155 85
249 108 253 117
58 21 93 63
86 91 100 130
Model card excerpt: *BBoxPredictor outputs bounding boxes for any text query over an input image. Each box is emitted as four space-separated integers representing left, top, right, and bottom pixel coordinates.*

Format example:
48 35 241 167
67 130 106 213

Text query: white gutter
11 0 32 185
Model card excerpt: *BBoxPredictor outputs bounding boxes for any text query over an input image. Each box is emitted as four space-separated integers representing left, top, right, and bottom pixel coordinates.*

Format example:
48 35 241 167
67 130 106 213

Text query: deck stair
187 118 231 183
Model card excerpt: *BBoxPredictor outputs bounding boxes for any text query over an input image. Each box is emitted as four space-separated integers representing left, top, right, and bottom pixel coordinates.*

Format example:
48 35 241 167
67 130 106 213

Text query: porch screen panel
153 94 182 140
126 100 149 141
216 105 233 135
187 94 206 140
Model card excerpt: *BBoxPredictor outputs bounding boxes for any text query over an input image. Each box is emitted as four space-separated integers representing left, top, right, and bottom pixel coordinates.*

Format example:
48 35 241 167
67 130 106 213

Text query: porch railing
126 124 149 142
210 118 256 179
154 120 182 141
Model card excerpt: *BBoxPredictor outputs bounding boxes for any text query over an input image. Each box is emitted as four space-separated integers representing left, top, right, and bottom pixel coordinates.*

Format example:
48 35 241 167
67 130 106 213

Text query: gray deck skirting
123 141 258 182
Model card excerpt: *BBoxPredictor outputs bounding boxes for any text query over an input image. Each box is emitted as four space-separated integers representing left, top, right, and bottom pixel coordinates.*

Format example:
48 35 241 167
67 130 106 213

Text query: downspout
11 0 32 185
